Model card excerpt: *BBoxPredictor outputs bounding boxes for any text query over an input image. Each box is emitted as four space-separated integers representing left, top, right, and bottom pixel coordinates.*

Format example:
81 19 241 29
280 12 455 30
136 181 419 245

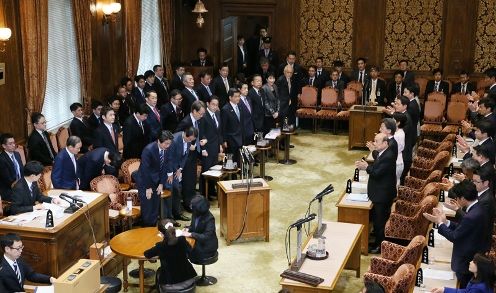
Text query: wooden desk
109 227 195 293
349 105 385 149
217 178 270 245
0 190 109 277
336 191 373 255
280 221 363 292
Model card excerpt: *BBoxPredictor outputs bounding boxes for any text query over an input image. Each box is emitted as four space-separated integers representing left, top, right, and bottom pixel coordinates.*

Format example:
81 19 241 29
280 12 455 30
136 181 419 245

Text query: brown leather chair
121 159 140 189
296 85 319 132
397 182 441 203
420 100 444 137
56 127 70 150
37 166 53 194
368 235 426 276
427 92 447 110
442 102 467 134
49 133 59 153
450 93 469 105
315 87 339 132
385 195 438 241
409 151 450 180
15 144 27 166
415 77 429 100
418 133 456 149
364 263 416 293
416 140 453 159
89 175 140 210
335 88 358 120
346 81 363 97
403 170 443 190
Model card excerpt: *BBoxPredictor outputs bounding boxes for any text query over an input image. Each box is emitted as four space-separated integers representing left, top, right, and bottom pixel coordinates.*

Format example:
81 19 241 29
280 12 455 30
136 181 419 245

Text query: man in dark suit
143 70 155 95
333 60 350 87
424 180 490 288
459 121 496 165
237 35 248 75
325 69 345 103
78 147 121 190
471 146 496 192
365 66 387 105
315 57 330 86
221 88 244 166
404 85 421 137
134 131 174 227
277 51 304 83
176 101 207 212
386 71 406 104
303 65 324 91
351 57 369 85
153 65 170 107
238 83 254 145
424 68 450 98
276 65 299 125
0 233 55 292
484 67 496 97
11 161 62 214
399 59 415 86
356 133 397 254
181 72 200 116
257 37 278 70
190 48 213 67
170 64 186 92
201 96 223 198
212 63 234 107
144 91 162 143
256 58 275 84
27 113 57 166
69 102 92 153
161 90 184 133
132 75 147 106
51 136 81 190
451 71 475 95
465 98 496 140
87 100 103 130
0 134 24 201
195 72 214 103
166 128 197 222
248 75 266 133
246 26 268 75
123 104 150 160
93 106 119 154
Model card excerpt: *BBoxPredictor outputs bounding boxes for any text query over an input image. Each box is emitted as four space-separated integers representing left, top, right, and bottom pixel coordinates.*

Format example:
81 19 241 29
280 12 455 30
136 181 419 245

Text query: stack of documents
346 193 369 202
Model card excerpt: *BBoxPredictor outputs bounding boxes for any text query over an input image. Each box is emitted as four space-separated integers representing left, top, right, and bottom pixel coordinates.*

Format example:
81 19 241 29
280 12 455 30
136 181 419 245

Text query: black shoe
289 144 295 148
175 214 191 221
368 246 381 254
172 220 181 227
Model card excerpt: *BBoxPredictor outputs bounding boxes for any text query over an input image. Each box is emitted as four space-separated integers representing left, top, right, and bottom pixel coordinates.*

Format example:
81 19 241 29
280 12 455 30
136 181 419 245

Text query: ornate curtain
72 0 93 112
19 0 48 133
124 0 141 78
158 0 174 79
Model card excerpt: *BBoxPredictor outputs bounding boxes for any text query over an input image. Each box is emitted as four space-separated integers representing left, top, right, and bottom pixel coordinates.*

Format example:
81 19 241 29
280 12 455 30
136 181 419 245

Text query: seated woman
144 219 197 292
182 195 218 262
431 253 494 293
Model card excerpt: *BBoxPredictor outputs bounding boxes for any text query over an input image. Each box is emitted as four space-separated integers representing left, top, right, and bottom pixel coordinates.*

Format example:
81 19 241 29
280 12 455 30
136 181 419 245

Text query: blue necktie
13 261 22 286
11 154 20 180
194 120 200 153
159 149 164 173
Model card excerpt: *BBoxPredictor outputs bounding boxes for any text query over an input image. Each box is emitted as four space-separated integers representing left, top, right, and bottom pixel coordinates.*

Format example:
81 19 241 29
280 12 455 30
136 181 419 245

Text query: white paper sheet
209 165 223 171
346 193 369 202
265 128 281 140
423 268 454 280
202 170 223 177
34 285 54 293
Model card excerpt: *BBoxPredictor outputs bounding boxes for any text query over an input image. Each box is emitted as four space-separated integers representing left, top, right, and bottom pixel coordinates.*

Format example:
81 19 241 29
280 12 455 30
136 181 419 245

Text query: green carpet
118 130 373 292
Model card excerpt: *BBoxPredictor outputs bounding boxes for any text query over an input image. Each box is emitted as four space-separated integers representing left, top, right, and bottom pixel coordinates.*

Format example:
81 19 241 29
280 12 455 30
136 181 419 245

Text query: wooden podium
217 178 270 245
348 105 385 149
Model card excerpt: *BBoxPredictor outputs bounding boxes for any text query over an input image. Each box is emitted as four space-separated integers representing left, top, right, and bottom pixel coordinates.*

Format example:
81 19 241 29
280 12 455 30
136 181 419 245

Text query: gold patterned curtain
158 0 174 79
72 0 93 112
124 0 141 78
19 0 48 133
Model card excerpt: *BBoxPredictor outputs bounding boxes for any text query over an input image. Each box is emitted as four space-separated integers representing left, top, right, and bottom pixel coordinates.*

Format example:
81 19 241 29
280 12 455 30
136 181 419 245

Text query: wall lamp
102 2 121 24
0 28 11 53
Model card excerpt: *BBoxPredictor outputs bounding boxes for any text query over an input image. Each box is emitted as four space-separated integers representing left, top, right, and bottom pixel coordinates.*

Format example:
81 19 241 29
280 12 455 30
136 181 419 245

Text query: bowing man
78 148 121 191
11 161 62 215
51 136 82 190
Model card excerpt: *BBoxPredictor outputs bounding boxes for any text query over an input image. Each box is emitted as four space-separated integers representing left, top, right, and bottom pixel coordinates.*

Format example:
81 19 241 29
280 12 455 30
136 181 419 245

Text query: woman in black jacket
144 219 197 292
183 195 218 262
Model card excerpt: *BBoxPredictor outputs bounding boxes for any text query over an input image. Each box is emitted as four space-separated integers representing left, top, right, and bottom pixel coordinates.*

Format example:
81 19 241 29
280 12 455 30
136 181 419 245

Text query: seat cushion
441 125 459 133
296 108 317 118
315 109 337 119
335 110 350 119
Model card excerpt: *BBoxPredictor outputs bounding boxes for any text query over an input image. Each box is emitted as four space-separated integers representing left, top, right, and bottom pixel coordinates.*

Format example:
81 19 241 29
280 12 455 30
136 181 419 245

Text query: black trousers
200 150 219 197
371 201 392 247
181 151 199 208
139 187 160 227
400 159 412 185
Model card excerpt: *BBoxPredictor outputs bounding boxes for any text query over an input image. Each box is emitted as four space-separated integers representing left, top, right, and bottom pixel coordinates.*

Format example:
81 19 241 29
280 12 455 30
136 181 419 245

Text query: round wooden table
279 131 297 165
109 227 195 293
256 145 273 181
119 207 141 231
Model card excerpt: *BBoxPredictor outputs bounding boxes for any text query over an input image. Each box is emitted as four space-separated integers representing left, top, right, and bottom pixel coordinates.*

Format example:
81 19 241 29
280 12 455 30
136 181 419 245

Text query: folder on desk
346 193 369 202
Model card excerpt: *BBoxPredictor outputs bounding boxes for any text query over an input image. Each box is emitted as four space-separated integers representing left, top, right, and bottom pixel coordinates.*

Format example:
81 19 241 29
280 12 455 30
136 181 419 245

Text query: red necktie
153 107 160 122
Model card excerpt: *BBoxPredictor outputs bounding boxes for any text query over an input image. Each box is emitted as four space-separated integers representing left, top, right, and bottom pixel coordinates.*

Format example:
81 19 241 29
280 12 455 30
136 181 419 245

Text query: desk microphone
60 193 86 204
310 184 334 203
290 213 316 228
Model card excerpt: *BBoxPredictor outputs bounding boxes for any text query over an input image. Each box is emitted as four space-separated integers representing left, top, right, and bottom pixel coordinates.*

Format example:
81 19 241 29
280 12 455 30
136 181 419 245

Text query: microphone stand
60 197 81 214
290 223 306 271
313 197 327 238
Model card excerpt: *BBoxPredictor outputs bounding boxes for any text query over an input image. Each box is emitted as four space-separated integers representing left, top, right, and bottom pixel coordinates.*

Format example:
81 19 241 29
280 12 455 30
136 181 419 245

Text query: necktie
461 84 466 94
223 78 229 92
206 85 212 96
359 72 363 84
140 89 145 99
317 70 321 77
243 97 251 113
153 107 160 122
310 78 314 86
435 82 439 92
109 126 116 145
30 184 35 198
287 79 291 93
160 79 167 90
265 49 269 58
201 61 205 67
11 154 20 180
190 89 199 100
396 84 401 96
41 132 54 160
13 261 22 286
194 120 200 153
138 121 144 134
183 142 187 156
159 149 164 173
370 81 377 103
234 105 240 121
212 113 218 128
333 81 336 88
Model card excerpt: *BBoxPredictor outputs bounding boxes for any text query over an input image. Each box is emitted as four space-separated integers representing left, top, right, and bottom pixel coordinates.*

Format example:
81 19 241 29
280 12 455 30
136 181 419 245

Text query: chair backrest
118 134 124 153
423 170 443 188
450 93 469 104
422 100 444 122
346 81 363 95
299 85 318 107
421 182 441 198
121 159 140 185
401 235 426 266
442 133 456 143
435 141 453 153
343 89 358 106
427 92 447 109
431 151 451 172
415 77 429 98
89 175 121 194
37 166 53 193
56 127 69 150
15 145 27 166
446 101 467 123
390 263 416 293
477 78 492 91
320 87 339 107
49 133 59 153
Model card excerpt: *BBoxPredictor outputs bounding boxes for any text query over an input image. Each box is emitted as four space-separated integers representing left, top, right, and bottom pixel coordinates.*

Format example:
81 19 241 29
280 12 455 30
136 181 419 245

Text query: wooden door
220 16 237 71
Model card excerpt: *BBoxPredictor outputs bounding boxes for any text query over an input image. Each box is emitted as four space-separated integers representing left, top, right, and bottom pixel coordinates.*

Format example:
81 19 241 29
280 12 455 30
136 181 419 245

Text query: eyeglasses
10 245 24 251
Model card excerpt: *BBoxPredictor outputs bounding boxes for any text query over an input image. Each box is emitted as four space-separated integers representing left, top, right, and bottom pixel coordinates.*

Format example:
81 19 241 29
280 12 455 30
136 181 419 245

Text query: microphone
60 193 86 204
289 213 316 228
310 184 334 203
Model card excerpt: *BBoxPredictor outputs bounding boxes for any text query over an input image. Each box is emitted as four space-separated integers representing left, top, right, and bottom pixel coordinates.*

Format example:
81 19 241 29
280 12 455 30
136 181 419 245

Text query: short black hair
484 67 496 79
101 106 114 117
364 280 385 293
405 84 419 97
381 118 397 135
473 145 492 160
393 70 404 77
184 126 198 138
432 68 443 75
197 47 207 54
219 62 229 71
191 100 206 112
31 112 45 125
229 88 240 97
307 65 317 71
198 71 211 79
399 59 408 64
450 179 478 201
24 160 44 176
120 77 132 86
398 96 410 106
473 166 492 183
134 103 150 115
316 56 324 62
1 133 14 145
145 90 157 99
475 120 494 137
134 74 145 83
356 57 367 63
153 65 163 72
259 57 269 65
369 66 380 72
169 89 182 99
459 70 469 76
91 100 103 109
70 102 83 112
392 112 407 129
237 35 244 41
479 98 495 112
158 130 174 143
144 70 155 79
0 233 21 251
107 152 122 168
67 136 82 148
207 95 219 104
287 51 297 57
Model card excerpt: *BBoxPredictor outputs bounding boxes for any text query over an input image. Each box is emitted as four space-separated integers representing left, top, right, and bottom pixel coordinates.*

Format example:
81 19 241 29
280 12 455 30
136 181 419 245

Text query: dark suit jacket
325 80 345 102
351 70 369 83
132 87 147 106
69 118 92 153
239 97 254 143
403 71 416 86
276 75 299 119
256 65 276 84
161 102 184 133
302 76 324 91
366 147 397 203
316 68 330 85
195 83 214 103
455 189 495 245
0 257 51 292
166 132 190 174
87 113 101 130
136 142 168 189
237 45 248 73
190 59 213 67
212 76 234 107
425 80 450 98
144 105 162 143
93 123 119 154
51 148 80 190
338 72 350 86
188 201 218 261
78 147 110 190
438 202 490 273
248 88 265 131
463 138 496 165
258 49 279 68
123 115 149 160
399 110 415 162
202 111 222 169
153 77 170 106
27 130 57 166
11 179 52 214
277 63 305 82
0 151 23 201
175 115 206 153
144 82 154 95
365 78 387 105
181 88 200 116
386 82 405 104
170 74 185 92
451 82 475 95
407 98 421 141
221 103 243 148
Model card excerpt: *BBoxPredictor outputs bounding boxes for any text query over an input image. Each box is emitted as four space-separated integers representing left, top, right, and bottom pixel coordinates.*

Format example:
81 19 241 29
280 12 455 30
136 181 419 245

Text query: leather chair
368 235 426 276
37 166 53 194
56 127 70 150
419 133 456 149
335 88 358 120
190 251 218 286
100 276 122 293
296 85 319 132
427 92 447 110
346 80 363 97
15 144 27 165
403 170 443 190
487 235 496 265
409 151 450 180
121 159 140 189
416 140 453 160
420 100 444 138
155 267 196 293
89 175 140 210
315 87 339 133
414 77 429 100
442 102 468 134
397 182 441 203
364 263 416 293
385 196 438 241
